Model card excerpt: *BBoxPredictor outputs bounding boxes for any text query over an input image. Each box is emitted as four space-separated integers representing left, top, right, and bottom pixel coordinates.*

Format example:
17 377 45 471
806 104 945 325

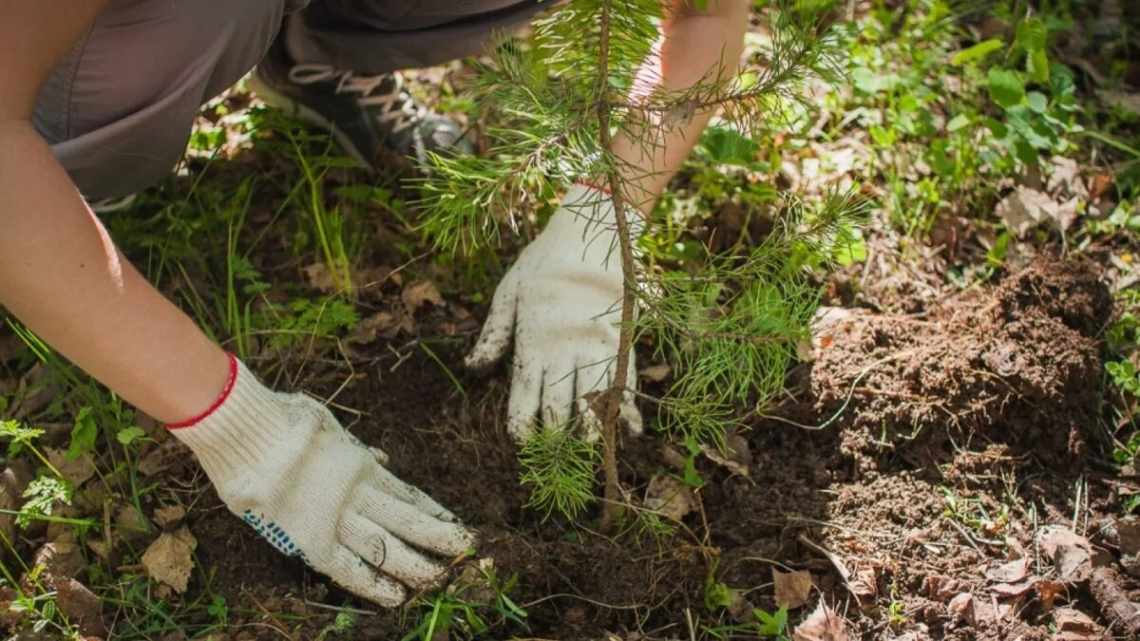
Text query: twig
595 0 632 533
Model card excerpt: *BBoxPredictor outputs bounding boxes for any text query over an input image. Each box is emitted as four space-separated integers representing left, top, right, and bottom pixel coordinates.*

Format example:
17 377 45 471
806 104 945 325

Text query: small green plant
518 426 600 521
316 611 357 640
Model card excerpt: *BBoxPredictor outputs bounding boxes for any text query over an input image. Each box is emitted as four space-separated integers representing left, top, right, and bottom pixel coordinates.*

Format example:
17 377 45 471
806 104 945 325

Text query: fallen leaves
1038 525 1093 584
995 186 1078 238
792 601 851 641
1052 607 1103 641
644 475 695 521
142 527 198 594
773 569 814 609
401 279 443 314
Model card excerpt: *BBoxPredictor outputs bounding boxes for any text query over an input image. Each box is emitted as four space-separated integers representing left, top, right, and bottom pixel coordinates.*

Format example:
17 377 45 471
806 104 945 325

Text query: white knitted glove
168 355 474 606
466 185 643 440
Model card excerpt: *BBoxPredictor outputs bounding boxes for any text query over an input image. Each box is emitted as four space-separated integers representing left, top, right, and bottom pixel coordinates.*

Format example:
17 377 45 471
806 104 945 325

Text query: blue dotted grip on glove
243 510 305 559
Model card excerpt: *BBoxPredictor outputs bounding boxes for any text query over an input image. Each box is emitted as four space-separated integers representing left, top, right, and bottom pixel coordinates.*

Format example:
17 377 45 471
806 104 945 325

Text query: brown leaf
142 527 197 593
990 578 1037 598
986 557 1030 583
402 280 443 313
1052 607 1102 641
52 577 106 637
1039 526 1092 583
947 593 975 625
995 186 1076 237
1035 579 1065 612
302 262 338 293
638 363 672 383
792 601 850 641
153 505 186 528
115 504 152 540
137 439 193 476
33 540 84 580
347 311 402 344
773 569 814 609
45 448 97 487
644 475 695 521
849 566 879 605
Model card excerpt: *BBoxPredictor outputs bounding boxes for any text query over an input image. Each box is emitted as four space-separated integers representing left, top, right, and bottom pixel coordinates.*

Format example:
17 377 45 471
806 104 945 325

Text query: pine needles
418 0 861 524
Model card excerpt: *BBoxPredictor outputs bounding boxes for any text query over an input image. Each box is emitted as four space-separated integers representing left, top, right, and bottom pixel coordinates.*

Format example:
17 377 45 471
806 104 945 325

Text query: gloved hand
167 355 474 606
466 184 643 440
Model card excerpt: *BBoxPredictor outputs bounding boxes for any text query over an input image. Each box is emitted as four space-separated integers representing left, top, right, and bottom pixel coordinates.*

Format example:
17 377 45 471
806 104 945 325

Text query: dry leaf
986 557 1030 583
402 280 443 313
1098 89 1140 116
302 262 338 292
1052 607 1102 641
990 578 1037 598
52 576 106 637
138 439 193 476
1035 579 1065 612
638 363 672 382
848 566 878 605
116 504 152 540
773 569 813 609
153 505 186 528
142 527 198 593
644 475 695 521
1039 526 1092 583
792 601 851 641
347 310 402 344
45 448 96 487
995 186 1077 237
34 539 84 579
947 593 975 625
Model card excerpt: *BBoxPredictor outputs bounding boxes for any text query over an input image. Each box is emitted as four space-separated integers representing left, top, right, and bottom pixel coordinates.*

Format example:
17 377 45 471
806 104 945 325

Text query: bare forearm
612 0 749 214
0 122 229 423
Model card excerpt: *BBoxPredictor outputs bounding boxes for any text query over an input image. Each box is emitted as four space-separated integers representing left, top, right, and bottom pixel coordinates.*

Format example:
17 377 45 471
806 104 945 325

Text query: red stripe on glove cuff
165 353 239 429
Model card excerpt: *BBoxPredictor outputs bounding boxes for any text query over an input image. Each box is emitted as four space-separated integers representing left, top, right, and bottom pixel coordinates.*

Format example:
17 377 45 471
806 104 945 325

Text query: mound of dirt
810 258 1110 470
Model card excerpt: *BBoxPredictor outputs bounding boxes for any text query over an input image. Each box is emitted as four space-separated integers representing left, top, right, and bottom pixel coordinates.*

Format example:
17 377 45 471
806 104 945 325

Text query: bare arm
612 0 750 214
0 0 229 423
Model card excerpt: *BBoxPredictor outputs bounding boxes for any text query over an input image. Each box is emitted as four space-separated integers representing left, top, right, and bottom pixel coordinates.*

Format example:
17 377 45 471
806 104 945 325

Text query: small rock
1053 607 1102 641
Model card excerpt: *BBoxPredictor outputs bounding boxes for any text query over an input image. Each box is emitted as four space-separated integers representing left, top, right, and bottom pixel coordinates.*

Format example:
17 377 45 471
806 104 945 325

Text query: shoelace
287 65 424 135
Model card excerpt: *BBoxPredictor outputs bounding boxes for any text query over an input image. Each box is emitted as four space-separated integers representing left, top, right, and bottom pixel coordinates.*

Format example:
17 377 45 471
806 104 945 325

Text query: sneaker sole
248 72 378 173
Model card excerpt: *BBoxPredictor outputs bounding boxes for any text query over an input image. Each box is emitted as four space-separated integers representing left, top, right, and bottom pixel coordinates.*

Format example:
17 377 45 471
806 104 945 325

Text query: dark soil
171 257 1137 641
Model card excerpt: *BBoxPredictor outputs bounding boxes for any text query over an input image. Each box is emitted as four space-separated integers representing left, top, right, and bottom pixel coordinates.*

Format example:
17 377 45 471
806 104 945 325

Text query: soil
166 257 1138 640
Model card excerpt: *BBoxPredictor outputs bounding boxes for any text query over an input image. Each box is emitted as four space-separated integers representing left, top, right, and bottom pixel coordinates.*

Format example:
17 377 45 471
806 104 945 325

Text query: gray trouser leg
36 0 550 200
284 0 551 74
35 0 289 200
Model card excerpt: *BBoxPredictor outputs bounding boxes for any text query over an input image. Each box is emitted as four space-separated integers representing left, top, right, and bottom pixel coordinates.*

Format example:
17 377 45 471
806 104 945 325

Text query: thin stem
595 0 636 533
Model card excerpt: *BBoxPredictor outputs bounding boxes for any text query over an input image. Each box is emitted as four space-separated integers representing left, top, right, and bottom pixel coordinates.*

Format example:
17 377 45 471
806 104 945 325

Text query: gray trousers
35 0 547 200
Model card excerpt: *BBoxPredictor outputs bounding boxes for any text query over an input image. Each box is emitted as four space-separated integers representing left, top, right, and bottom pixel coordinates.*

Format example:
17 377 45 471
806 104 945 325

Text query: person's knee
36 0 286 199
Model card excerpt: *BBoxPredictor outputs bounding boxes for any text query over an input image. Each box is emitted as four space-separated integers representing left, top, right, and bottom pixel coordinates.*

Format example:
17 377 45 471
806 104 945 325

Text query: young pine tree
420 0 866 529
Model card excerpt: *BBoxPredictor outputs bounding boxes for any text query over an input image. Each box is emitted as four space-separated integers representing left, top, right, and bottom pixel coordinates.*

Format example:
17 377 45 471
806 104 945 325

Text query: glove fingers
368 464 458 523
325 545 407 607
541 361 578 431
354 485 475 557
465 275 517 371
340 512 449 591
507 354 541 441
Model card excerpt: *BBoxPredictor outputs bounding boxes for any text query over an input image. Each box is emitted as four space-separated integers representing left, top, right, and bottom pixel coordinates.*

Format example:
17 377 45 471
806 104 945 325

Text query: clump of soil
810 257 1110 470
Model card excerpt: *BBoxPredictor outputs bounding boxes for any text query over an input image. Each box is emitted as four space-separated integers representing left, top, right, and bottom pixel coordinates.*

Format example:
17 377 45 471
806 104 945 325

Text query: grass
0 0 1138 638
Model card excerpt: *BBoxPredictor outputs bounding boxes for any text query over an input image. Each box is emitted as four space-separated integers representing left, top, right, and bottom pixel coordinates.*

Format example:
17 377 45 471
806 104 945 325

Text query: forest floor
2 1 1140 640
